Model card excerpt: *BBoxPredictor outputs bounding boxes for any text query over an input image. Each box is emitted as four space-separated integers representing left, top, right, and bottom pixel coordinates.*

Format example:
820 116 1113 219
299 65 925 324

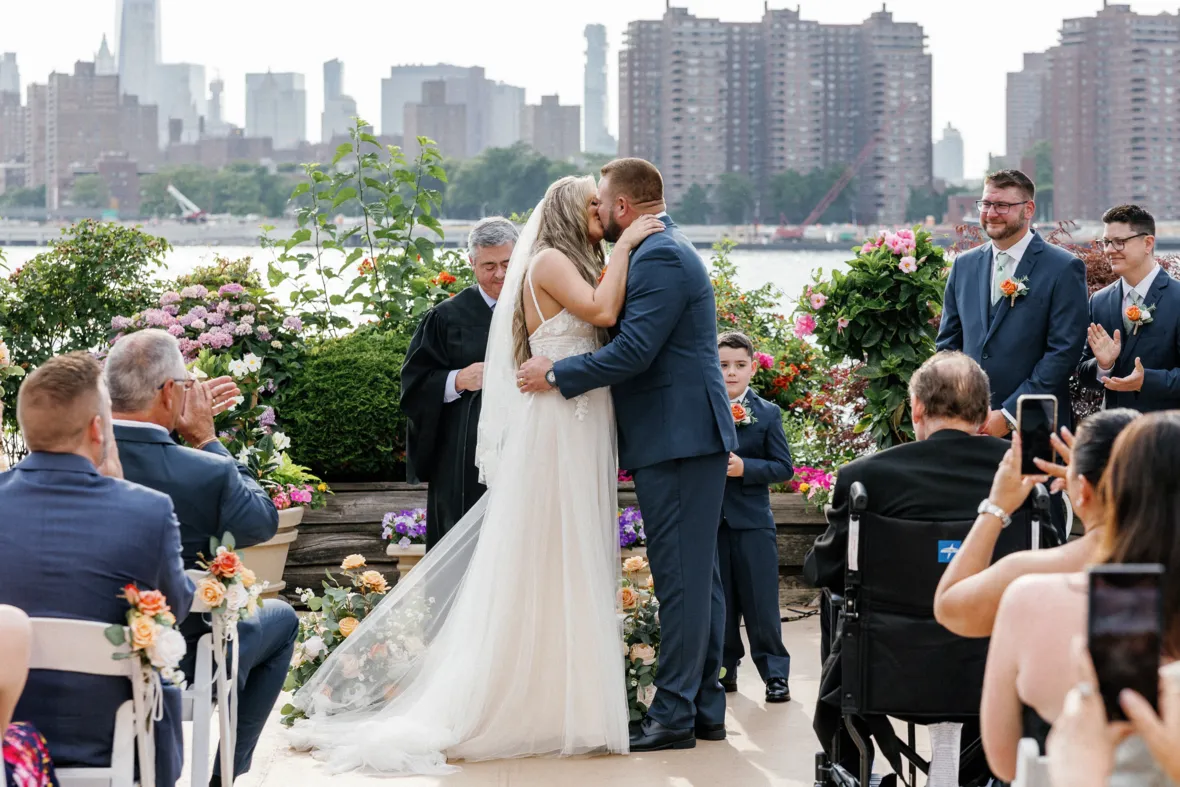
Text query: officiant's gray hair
467 216 519 257
105 329 189 412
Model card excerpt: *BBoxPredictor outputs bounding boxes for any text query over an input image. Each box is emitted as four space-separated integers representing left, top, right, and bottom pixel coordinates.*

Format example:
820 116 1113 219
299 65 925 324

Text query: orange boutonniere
1126 302 1155 335
731 400 756 427
598 266 607 284
1000 276 1029 307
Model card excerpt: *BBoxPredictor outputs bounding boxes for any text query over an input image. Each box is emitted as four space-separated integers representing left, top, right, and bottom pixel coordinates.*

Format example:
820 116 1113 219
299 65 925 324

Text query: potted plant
381 509 428 579
244 453 331 598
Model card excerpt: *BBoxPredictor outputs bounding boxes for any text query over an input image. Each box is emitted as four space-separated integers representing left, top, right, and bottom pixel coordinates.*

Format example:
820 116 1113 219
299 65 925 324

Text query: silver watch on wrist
977 499 1012 528
544 369 556 388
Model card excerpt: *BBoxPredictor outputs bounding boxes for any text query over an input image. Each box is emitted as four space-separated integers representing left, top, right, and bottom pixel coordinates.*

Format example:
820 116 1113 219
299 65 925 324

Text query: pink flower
178 338 199 356
167 324 185 338
190 319 206 331
179 285 208 300
206 312 225 326
159 292 181 306
142 309 170 327
895 229 915 242
111 316 133 331
860 237 879 253
794 314 817 338
272 492 291 511
837 317 850 333
809 292 827 310
163 305 180 316
218 283 246 298
754 352 774 370
898 256 918 274
885 234 908 256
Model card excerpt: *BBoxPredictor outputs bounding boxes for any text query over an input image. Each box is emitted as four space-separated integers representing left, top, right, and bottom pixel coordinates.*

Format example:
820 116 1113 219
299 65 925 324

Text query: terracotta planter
620 546 652 585
239 506 302 600
385 543 427 580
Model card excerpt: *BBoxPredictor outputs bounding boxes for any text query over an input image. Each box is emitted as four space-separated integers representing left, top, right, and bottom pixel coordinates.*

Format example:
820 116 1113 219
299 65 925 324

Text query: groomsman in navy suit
1079 204 1180 413
937 169 1089 434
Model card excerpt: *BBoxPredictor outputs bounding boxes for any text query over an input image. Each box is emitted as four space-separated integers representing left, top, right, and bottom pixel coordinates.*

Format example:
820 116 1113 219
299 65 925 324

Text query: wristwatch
545 369 557 388
977 499 1012 528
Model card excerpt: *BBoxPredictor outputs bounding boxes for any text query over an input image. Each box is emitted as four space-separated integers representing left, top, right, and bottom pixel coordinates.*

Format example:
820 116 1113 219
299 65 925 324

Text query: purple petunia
381 509 428 543
618 506 646 548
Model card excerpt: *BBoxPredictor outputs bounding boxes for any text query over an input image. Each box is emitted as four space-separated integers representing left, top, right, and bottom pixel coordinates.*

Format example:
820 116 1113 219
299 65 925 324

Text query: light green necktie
1123 289 1143 334
992 251 1012 306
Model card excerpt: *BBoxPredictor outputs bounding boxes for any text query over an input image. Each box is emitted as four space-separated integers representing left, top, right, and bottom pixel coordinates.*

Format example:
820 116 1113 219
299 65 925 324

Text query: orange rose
619 586 640 610
623 556 649 574
240 568 257 589
731 403 748 424
122 584 141 606
340 554 366 571
1127 305 1142 322
196 577 227 608
338 617 360 637
359 570 389 594
137 589 170 618
209 550 243 579
1000 278 1018 297
129 615 157 650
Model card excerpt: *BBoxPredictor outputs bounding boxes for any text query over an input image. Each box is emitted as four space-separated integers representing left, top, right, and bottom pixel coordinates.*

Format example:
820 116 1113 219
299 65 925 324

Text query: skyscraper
246 72 306 150
584 25 616 155
207 77 228 137
95 35 117 76
0 53 19 94
156 63 206 146
381 64 471 137
1006 52 1049 167
403 80 466 160
933 123 965 184
115 0 160 102
321 59 357 142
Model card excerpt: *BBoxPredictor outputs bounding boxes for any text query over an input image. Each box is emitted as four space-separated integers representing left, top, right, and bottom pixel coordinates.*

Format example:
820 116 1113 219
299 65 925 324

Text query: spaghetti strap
526 265 545 321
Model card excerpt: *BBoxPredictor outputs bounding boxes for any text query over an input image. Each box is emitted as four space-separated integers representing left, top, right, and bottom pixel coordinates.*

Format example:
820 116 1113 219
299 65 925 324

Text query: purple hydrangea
142 309 171 327
239 303 256 312
167 324 185 338
255 326 272 342
198 331 233 350
186 305 209 320
216 300 234 314
179 285 208 300
159 291 181 306
265 378 277 393
178 338 200 357
618 507 646 548
163 304 180 316
239 314 255 326
282 316 303 333
218 283 246 298
233 322 252 336
259 407 276 429
111 315 133 331
178 313 196 327
206 312 225 326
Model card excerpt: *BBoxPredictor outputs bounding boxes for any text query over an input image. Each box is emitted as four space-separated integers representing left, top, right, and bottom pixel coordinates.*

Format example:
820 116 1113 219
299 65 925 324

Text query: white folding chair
28 617 153 787
181 569 236 787
1012 737 1052 787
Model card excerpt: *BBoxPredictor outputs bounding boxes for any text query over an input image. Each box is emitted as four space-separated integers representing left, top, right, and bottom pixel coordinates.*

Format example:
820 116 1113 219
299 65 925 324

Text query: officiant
401 216 518 549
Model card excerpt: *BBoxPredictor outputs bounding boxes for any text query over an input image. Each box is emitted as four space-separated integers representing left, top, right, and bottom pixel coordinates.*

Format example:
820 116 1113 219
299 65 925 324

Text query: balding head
17 352 111 464
909 351 992 440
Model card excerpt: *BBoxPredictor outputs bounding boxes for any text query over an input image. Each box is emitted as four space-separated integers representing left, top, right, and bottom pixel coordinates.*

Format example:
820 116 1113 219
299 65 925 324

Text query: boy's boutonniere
1000 276 1029 307
731 400 756 427
1127 302 1155 335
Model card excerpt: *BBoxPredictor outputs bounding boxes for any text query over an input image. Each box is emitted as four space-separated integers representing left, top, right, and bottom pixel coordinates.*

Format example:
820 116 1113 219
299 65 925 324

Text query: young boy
717 331 794 703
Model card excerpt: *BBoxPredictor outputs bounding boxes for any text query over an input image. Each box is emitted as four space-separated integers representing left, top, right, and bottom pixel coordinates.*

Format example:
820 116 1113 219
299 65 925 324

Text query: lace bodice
528 309 600 361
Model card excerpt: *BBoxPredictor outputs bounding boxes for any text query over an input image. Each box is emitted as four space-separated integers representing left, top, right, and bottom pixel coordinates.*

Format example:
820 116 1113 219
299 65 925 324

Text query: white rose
639 683 657 708
147 627 187 670
243 352 262 371
228 359 249 378
272 432 291 451
225 582 249 614
302 635 326 660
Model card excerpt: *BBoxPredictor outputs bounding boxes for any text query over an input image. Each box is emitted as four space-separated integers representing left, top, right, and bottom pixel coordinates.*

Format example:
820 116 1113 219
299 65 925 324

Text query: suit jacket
553 216 738 470
936 232 1088 424
803 430 1008 593
1078 272 1180 412
114 424 279 567
723 392 794 529
0 452 192 782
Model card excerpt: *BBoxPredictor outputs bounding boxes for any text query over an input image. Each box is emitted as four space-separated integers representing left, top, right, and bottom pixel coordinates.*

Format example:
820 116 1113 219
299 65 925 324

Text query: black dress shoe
629 717 696 752
765 677 791 703
720 675 738 693
694 721 726 741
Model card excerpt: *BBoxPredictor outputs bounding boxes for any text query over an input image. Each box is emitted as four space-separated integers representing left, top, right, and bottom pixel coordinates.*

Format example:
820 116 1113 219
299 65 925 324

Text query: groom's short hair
600 158 663 204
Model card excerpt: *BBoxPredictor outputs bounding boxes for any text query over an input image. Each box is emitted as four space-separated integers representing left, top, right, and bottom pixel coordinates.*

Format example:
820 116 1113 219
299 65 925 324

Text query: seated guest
981 411 1180 783
934 409 1139 638
105 329 298 787
1080 204 1180 413
0 353 192 786
1 605 58 787
715 332 794 703
804 350 1007 778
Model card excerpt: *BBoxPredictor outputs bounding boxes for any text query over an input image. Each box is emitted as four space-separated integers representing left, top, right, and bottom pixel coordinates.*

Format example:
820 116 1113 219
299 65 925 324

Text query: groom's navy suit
936 231 1088 427
555 214 738 731
1078 270 1180 413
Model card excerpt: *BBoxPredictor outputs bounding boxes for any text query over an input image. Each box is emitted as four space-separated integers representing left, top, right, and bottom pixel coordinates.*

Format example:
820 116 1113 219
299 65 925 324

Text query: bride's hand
616 215 665 251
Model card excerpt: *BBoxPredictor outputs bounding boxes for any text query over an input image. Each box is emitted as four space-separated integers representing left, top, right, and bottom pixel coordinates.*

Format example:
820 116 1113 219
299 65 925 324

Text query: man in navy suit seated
104 329 298 787
714 332 794 704
1079 204 1180 413
0 352 193 786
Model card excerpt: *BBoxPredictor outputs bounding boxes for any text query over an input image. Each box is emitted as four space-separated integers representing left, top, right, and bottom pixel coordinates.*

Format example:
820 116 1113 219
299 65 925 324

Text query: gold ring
516 379 524 387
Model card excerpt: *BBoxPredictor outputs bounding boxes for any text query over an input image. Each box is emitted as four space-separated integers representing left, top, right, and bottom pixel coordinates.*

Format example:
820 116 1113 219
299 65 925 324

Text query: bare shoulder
1004 571 1078 607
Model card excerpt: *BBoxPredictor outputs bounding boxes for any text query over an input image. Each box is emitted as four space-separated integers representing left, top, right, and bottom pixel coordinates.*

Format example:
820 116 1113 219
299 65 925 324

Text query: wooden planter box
283 482 827 607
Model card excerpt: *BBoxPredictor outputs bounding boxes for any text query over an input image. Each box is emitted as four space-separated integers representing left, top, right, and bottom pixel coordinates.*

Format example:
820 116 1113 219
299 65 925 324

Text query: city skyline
6 0 1178 176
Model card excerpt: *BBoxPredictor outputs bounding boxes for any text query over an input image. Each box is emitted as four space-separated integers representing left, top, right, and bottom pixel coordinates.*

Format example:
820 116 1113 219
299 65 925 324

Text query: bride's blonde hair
512 175 606 367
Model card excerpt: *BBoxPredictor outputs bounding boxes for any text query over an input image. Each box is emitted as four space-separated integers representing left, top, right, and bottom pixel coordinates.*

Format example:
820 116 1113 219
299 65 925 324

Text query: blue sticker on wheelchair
938 540 962 563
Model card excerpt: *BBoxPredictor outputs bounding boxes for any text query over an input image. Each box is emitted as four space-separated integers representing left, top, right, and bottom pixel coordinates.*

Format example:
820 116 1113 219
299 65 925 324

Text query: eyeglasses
157 378 196 391
1098 233 1149 251
976 200 1030 215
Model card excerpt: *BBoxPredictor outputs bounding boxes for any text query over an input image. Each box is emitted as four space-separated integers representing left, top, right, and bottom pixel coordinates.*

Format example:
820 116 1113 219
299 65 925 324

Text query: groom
518 158 737 752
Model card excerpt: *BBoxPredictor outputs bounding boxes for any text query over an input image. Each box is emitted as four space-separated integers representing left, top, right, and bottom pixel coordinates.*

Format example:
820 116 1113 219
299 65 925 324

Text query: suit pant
633 452 728 730
718 522 791 683
182 599 299 780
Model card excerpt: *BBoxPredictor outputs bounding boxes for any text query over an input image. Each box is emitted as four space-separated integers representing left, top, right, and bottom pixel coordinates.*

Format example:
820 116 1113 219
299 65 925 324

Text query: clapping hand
205 376 243 415
1088 323 1122 370
1033 427 1074 494
178 377 218 448
1104 357 1145 392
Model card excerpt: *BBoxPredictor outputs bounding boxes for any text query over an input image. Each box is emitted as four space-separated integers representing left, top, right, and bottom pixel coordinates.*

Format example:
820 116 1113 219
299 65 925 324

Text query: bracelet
194 437 218 450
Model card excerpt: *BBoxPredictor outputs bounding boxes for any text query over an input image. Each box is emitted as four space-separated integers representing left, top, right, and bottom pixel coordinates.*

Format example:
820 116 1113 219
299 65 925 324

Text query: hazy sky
6 1 1178 175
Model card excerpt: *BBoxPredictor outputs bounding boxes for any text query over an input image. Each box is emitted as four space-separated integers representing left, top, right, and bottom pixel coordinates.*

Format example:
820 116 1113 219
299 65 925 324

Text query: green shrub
284 327 410 481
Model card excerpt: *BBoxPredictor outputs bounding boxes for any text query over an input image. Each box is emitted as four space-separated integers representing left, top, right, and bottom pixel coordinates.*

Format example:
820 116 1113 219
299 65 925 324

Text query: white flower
147 627 187 670
236 447 252 464
302 635 326 660
243 352 262 372
190 367 209 380
270 340 283 350
228 359 249 378
398 537 411 549
226 395 245 411
272 431 291 451
225 583 249 614
0 339 10 367
639 683 657 708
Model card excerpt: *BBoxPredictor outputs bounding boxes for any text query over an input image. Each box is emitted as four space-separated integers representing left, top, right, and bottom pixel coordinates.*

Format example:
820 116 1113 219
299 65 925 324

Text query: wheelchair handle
1031 483 1050 515
849 481 868 514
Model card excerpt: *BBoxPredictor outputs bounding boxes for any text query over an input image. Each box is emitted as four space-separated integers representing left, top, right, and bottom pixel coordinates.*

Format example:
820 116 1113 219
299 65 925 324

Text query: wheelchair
814 480 1057 787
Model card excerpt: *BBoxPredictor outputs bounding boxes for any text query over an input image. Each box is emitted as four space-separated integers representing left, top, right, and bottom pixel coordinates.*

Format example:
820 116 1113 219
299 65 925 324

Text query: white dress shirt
991 229 1035 427
111 419 171 436
1097 263 1161 379
443 285 497 403
729 387 751 405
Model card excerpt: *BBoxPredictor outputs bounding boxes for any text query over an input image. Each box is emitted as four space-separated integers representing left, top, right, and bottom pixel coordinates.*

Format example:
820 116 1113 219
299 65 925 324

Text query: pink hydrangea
178 313 195 327
163 305 180 316
233 323 252 336
754 351 774 369
167 324 185 338
217 300 234 314
159 292 181 306
111 315 133 331
187 305 208 320
206 312 225 326
190 319 207 331
142 309 170 327
898 256 918 274
198 330 233 350
282 316 303 332
256 326 272 341
794 314 817 338
178 338 200 356
239 315 255 326
239 303 256 312
179 285 208 300
219 283 246 298
809 292 827 310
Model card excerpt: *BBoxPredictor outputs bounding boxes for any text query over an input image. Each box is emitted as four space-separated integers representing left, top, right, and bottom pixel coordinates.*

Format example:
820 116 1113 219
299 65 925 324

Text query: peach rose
1127 304 1142 323
338 617 360 638
196 577 227 608
622 556 648 574
129 615 158 650
731 403 748 424
1000 278 1018 297
359 571 389 594
630 643 657 665
340 554 366 571
644 574 655 589
209 549 243 579
240 568 257 588
619 586 640 610
137 589 170 618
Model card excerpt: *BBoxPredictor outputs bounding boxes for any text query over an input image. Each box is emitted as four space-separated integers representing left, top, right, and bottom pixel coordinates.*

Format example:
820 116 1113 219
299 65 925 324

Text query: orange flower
122 584 141 606
129 615 157 650
209 550 243 579
338 617 360 637
432 270 456 286
1127 304 1142 323
1000 278 1018 297
731 403 748 424
136 590 170 618
196 577 226 608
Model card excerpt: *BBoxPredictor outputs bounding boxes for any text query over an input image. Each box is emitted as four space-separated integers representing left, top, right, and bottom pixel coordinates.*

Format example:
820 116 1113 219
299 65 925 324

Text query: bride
288 175 666 774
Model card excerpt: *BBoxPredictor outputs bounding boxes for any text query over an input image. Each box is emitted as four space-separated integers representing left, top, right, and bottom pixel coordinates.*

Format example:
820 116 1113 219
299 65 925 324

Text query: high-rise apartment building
487 82 525 150
116 0 160 102
245 72 306 150
1006 52 1049 167
0 53 19 94
321 59 358 142
0 92 23 164
156 63 206 146
934 123 965 185
404 80 466 160
381 64 471 137
584 24 617 155
619 5 930 222
522 95 581 161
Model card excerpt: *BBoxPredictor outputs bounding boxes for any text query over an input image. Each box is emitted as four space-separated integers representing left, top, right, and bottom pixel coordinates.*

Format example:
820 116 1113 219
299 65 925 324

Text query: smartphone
1088 564 1164 721
1016 394 1057 475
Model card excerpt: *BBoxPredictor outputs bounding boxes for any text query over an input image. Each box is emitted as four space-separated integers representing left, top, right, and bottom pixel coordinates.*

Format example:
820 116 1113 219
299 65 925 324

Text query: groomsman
937 169 1088 432
1079 204 1180 412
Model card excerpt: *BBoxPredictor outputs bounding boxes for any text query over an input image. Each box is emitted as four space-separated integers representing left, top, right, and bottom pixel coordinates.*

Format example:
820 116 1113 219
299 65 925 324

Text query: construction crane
167 184 206 222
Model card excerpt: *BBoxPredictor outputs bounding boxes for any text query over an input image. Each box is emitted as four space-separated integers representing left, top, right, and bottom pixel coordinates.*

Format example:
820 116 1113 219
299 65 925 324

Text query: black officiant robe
400 285 494 548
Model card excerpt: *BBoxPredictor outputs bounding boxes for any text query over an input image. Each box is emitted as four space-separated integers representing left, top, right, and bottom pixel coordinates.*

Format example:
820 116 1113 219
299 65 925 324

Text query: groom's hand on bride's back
517 355 555 393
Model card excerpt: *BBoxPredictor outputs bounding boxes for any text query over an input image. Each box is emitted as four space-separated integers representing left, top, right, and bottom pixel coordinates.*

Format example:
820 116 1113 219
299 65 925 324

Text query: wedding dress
288 204 629 774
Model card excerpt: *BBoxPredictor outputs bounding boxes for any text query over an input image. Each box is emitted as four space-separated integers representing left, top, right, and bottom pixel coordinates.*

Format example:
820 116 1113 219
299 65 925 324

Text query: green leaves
104 625 126 647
